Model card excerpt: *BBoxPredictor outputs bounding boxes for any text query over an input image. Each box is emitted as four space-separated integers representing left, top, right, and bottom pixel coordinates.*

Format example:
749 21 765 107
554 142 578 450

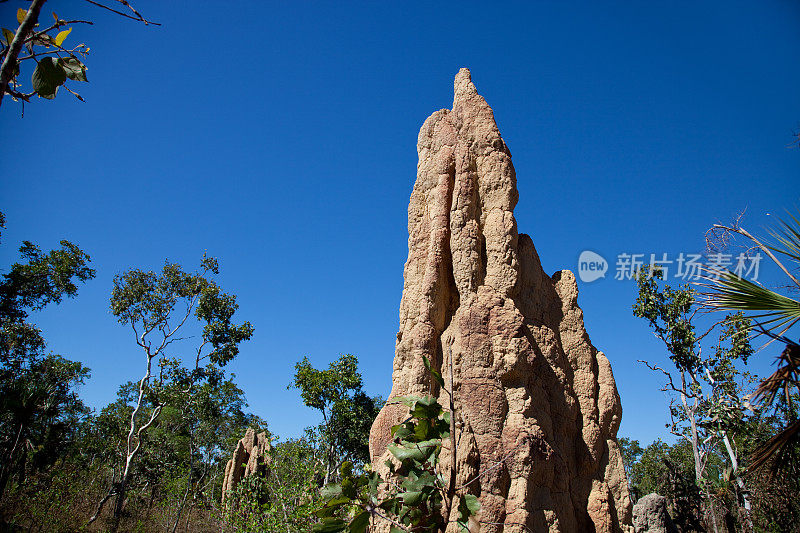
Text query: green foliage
292 354 362 413
633 267 697 370
704 210 800 335
1 6 90 103
290 354 382 476
633 268 755 439
0 212 95 499
743 395 800 531
621 438 692 498
1 239 95 326
315 390 478 532
622 438 704 531
31 56 66 99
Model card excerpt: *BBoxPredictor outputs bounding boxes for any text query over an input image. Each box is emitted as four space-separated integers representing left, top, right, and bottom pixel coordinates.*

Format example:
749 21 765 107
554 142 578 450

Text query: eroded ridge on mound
369 68 632 533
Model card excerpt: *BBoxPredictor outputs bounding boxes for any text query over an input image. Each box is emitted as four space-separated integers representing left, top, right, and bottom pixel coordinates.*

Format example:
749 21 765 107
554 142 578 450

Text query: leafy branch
313 355 481 532
0 0 157 110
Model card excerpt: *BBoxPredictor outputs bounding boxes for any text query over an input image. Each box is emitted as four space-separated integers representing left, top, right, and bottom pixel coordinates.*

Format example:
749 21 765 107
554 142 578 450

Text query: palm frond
701 209 800 473
699 271 800 338
749 418 800 474
766 210 800 265
751 342 800 409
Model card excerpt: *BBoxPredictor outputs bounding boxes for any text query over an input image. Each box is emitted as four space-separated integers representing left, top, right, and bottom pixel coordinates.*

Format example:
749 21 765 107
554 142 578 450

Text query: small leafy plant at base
313 391 479 532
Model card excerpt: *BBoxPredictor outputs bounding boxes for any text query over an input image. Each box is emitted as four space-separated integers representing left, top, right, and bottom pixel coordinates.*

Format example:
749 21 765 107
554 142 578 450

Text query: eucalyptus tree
633 268 755 531
88 255 254 531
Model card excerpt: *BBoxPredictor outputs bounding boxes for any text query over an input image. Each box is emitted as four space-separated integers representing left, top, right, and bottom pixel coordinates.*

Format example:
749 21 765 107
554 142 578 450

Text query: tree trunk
722 429 753 531
111 471 129 532
680 372 718 533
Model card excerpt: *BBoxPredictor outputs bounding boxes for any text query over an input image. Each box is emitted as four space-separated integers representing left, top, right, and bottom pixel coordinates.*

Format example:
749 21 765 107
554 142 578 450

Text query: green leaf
368 471 380 503
411 401 441 421
422 355 445 387
388 443 423 462
702 270 800 333
388 439 439 463
391 395 423 408
58 57 88 82
400 490 424 505
463 493 480 514
319 483 342 500
349 511 370 533
32 57 66 98
458 493 481 528
312 518 348 533
55 27 71 46
324 496 352 508
414 418 431 440
414 395 438 407
17 9 27 24
315 504 338 518
341 477 356 498
378 497 400 511
391 424 413 440
402 470 436 492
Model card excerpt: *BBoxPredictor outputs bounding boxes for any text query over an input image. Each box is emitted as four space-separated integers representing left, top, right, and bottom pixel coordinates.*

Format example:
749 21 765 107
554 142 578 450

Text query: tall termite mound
369 69 632 532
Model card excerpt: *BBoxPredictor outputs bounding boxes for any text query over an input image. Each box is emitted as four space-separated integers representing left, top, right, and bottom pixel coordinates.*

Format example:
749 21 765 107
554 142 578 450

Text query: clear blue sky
2 1 798 446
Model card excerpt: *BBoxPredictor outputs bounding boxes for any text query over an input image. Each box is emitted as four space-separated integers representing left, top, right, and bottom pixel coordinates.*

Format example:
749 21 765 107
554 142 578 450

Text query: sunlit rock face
369 68 633 533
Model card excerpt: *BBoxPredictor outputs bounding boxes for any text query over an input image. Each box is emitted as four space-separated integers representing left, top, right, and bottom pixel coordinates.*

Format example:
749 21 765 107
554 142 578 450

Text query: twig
718 224 800 288
458 437 530 490
24 19 93 44
62 83 84 101
87 484 118 524
477 520 535 532
368 505 411 531
82 0 161 25
638 360 698 399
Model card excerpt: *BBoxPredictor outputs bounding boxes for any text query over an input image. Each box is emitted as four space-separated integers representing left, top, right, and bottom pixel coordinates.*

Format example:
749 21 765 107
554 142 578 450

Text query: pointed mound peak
454 67 476 101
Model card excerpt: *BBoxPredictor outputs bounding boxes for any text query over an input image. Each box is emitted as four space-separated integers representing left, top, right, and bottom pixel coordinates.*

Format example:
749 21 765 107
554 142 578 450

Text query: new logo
578 251 608 283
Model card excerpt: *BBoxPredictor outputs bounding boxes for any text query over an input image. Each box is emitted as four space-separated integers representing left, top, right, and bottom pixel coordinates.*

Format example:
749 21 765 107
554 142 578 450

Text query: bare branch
82 0 161 26
639 360 697 399
696 317 730 343
24 19 93 44
87 484 117 524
